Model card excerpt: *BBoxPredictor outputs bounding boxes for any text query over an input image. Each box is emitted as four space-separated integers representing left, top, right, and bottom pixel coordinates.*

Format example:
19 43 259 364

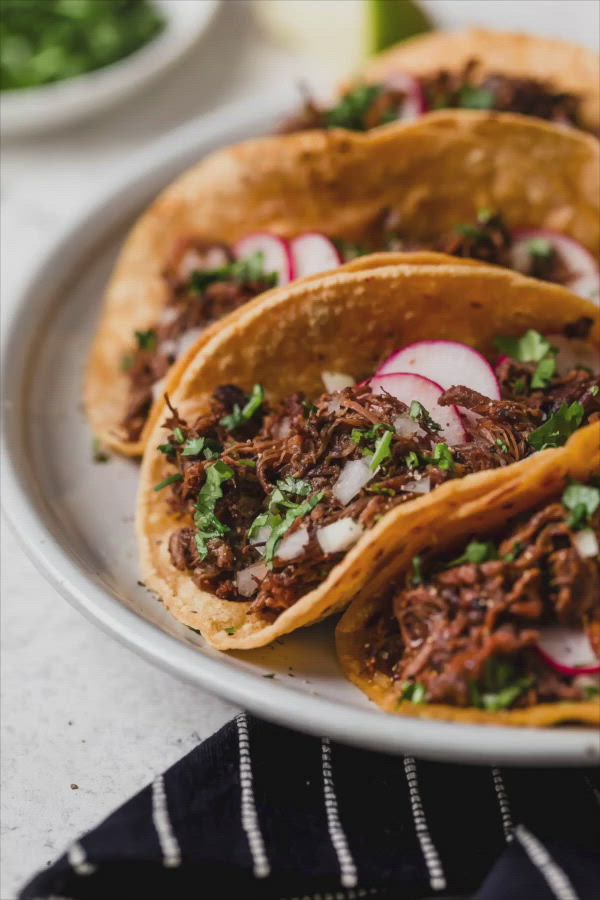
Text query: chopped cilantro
405 450 423 470
120 353 134 372
190 252 278 293
471 659 533 711
237 459 257 469
477 208 494 224
455 223 486 240
495 329 557 389
370 429 393 471
431 442 454 471
135 329 157 351
528 401 585 451
562 482 600 530
450 540 498 567
503 541 524 563
457 85 495 109
409 400 441 433
248 477 322 564
584 685 600 699
495 439 509 454
513 377 527 396
303 401 318 418
325 84 383 130
591 386 599 397
193 461 234 559
153 473 183 492
335 239 369 261
220 384 265 431
157 442 175 455
400 681 427 704
173 427 185 443
410 555 423 586
224 626 237 636
531 355 557 390
92 437 109 463
527 237 554 259
366 484 397 496
181 436 221 459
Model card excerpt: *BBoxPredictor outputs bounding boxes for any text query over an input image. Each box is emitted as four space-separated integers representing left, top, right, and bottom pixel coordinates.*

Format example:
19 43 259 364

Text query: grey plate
3 95 599 766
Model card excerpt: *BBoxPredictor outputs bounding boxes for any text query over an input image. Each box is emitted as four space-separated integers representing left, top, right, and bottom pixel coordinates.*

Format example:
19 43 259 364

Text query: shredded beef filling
363 500 600 709
281 60 586 134
158 347 598 623
120 242 276 442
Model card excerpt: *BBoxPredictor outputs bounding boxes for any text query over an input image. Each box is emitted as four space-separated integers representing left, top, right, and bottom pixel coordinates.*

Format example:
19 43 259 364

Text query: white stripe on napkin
321 737 358 888
236 712 271 878
403 756 446 892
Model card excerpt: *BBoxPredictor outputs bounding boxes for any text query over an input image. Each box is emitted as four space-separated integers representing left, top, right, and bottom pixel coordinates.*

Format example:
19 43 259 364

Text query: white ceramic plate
2 95 599 766
0 0 220 138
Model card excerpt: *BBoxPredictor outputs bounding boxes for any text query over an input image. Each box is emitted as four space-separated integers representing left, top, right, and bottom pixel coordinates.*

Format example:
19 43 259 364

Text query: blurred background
1 2 599 897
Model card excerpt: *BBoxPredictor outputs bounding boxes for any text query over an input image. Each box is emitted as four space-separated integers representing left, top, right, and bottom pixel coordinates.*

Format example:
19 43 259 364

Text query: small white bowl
1 0 220 138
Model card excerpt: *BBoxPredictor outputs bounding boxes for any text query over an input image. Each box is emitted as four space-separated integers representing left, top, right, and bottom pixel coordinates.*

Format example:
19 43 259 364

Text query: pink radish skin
384 72 429 121
536 627 600 677
234 233 292 286
370 372 466 444
510 230 600 303
377 340 501 400
289 233 342 279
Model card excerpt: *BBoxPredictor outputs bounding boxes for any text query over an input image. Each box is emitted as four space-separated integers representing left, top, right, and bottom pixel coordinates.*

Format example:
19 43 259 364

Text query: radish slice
289 233 342 279
384 72 428 121
234 233 292 286
545 334 600 376
377 340 501 400
370 372 466 445
536 627 600 676
509 230 600 304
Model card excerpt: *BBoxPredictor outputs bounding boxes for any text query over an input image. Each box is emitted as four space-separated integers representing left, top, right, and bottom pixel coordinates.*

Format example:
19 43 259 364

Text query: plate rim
2 95 599 767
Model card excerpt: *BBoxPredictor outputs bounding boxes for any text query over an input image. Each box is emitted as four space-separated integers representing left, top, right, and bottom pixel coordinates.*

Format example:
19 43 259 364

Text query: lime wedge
254 0 432 77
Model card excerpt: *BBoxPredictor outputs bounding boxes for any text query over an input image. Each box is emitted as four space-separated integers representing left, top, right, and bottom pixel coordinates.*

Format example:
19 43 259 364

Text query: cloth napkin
21 713 599 900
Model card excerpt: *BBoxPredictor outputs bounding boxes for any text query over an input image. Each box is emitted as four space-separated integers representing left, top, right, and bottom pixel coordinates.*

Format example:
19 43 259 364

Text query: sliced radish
370 372 466 445
234 233 292 286
536 627 600 676
377 340 501 400
510 230 600 303
545 334 600 376
289 233 342 279
384 72 429 122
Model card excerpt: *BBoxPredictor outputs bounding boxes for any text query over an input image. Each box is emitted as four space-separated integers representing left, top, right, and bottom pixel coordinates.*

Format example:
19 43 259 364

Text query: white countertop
2 2 598 897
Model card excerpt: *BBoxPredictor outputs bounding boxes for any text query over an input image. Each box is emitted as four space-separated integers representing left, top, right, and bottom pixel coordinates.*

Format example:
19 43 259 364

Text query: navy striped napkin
21 714 600 900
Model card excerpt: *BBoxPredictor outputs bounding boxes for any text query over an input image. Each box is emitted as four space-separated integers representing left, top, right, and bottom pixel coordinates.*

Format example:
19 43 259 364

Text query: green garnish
220 384 265 431
157 442 174 455
0 0 165 91
450 540 498 567
470 659 533 711
495 329 557 390
562 482 600 530
513 377 527 396
193 461 234 559
237 459 257 469
531 356 557 390
173 427 185 444
502 542 524 563
181 437 221 460
302 401 318 418
369 429 393 471
153 473 183 492
248 477 322 565
457 85 495 110
325 84 383 130
224 627 237 636
431 442 454 471
409 400 441 433
92 437 109 463
410 555 423 586
527 237 554 259
120 353 134 372
400 681 427 704
135 329 157 351
591 386 599 397
405 450 423 470
495 439 509 454
528 401 585 451
335 239 369 261
584 685 600 699
190 252 278 294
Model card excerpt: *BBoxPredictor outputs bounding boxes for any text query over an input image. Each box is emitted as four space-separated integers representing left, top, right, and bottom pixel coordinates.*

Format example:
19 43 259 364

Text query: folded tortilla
85 111 599 456
360 28 600 133
136 260 599 650
336 425 600 727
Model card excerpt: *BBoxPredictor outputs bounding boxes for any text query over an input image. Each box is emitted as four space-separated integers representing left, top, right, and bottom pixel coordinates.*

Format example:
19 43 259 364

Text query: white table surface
1 2 598 897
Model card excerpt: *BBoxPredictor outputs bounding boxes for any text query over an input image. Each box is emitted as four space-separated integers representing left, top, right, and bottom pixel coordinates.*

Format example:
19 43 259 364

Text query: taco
284 29 599 135
136 261 599 650
336 447 600 728
85 112 599 456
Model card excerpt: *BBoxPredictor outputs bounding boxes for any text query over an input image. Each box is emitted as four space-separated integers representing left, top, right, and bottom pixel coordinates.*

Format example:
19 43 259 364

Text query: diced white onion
151 377 167 403
332 458 374 505
277 526 309 561
235 563 267 597
317 518 364 554
250 526 272 553
273 416 292 439
573 528 599 559
321 371 355 393
176 327 203 359
159 339 178 357
393 415 424 438
159 306 179 325
325 398 342 415
402 476 431 495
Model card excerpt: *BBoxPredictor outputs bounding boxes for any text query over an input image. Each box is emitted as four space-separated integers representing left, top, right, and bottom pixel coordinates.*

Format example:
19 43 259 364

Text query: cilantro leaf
369 428 393 471
264 492 323 563
325 84 383 130
471 658 533 711
135 329 157 351
405 450 423 470
495 439 509 454
248 477 323 564
400 682 427 704
193 461 234 559
527 237 554 259
528 402 585 451
190 252 278 294
457 85 495 109
494 329 555 364
431 442 454 471
220 384 265 431
410 555 423 586
531 355 557 390
409 400 441 433
449 540 498 567
153 473 183 492
181 437 221 459
562 481 600 530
